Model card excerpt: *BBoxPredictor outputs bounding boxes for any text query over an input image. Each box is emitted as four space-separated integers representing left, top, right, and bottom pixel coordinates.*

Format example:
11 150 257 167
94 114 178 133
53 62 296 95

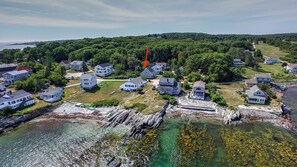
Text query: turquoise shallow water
0 87 296 167
0 119 105 167
149 117 297 167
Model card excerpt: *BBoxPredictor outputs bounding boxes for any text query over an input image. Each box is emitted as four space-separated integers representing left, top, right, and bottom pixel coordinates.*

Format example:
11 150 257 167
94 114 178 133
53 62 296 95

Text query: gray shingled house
140 67 156 79
158 77 181 95
246 85 268 104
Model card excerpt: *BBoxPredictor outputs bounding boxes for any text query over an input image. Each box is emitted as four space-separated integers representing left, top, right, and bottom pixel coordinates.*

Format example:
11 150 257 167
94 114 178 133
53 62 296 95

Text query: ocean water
149 117 297 167
0 88 296 166
0 42 35 51
283 87 297 126
0 120 108 167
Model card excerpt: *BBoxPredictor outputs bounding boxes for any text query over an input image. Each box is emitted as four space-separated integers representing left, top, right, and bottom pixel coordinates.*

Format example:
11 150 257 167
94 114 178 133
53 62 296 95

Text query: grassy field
66 79 80 85
216 82 281 108
255 44 288 58
243 63 297 82
216 82 245 108
258 63 284 75
17 97 48 115
64 81 167 115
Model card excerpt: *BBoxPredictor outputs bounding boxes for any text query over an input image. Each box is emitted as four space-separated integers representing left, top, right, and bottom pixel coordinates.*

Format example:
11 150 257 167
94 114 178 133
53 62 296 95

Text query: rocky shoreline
0 105 57 134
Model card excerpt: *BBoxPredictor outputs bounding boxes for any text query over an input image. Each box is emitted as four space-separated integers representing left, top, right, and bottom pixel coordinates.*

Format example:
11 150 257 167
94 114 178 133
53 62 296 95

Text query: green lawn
216 83 245 108
64 81 167 115
259 63 284 75
243 63 297 82
255 44 288 58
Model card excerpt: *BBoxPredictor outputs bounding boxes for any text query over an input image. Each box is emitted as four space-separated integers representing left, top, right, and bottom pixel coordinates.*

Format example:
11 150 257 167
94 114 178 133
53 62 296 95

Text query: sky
0 0 296 42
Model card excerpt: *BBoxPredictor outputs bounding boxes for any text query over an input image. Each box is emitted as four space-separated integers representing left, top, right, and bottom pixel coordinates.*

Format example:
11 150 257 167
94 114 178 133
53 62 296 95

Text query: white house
233 59 246 67
2 70 30 86
39 87 63 103
70 61 85 71
94 63 113 77
246 85 268 104
151 64 164 75
264 58 280 65
80 74 97 90
0 83 5 92
60 60 70 69
120 77 146 92
190 81 206 100
154 62 169 70
286 63 297 74
0 90 35 110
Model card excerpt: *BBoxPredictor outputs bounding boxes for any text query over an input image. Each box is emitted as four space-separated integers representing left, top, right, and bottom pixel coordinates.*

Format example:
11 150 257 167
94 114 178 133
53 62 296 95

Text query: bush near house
208 84 227 106
161 94 178 105
258 84 277 99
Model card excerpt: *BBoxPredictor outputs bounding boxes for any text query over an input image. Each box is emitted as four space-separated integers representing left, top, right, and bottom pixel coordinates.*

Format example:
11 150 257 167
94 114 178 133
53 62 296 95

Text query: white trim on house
94 63 113 77
39 87 63 103
120 77 146 92
80 74 97 90
0 90 35 110
2 70 30 86
246 85 268 104
286 64 297 74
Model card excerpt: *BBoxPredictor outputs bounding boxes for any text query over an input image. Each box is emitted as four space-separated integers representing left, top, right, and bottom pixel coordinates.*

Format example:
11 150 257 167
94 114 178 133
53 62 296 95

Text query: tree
163 71 177 79
49 72 67 86
82 62 88 72
53 46 68 62
183 81 191 90
187 72 201 82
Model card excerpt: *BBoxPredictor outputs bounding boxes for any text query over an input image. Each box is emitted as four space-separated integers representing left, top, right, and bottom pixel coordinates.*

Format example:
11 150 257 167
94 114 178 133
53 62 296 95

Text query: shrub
187 72 202 82
208 86 227 107
92 99 119 107
183 81 191 90
0 107 15 117
161 94 178 105
126 103 147 112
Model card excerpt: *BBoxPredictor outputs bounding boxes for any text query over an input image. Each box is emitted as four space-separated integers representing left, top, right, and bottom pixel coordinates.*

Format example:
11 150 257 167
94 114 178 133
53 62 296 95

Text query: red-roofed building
16 66 33 74
60 60 70 69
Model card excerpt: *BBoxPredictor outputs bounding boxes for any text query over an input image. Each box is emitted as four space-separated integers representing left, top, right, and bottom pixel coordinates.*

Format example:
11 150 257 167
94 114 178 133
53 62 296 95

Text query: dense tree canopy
1 33 297 84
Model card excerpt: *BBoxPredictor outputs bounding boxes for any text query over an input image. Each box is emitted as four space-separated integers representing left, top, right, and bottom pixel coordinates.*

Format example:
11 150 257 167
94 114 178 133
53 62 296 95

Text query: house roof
233 59 242 62
287 63 297 67
245 78 257 84
0 90 31 102
60 60 70 64
160 77 175 84
152 64 163 68
265 57 279 61
16 66 32 72
71 61 84 65
129 77 144 85
98 63 112 68
254 73 271 79
80 74 96 80
144 67 155 74
4 70 28 76
193 81 206 88
40 87 63 96
246 85 267 99
0 64 17 69
155 62 167 65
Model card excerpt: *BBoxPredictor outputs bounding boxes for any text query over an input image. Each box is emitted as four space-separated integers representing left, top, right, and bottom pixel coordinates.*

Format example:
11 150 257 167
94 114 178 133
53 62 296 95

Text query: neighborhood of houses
0 56 297 112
